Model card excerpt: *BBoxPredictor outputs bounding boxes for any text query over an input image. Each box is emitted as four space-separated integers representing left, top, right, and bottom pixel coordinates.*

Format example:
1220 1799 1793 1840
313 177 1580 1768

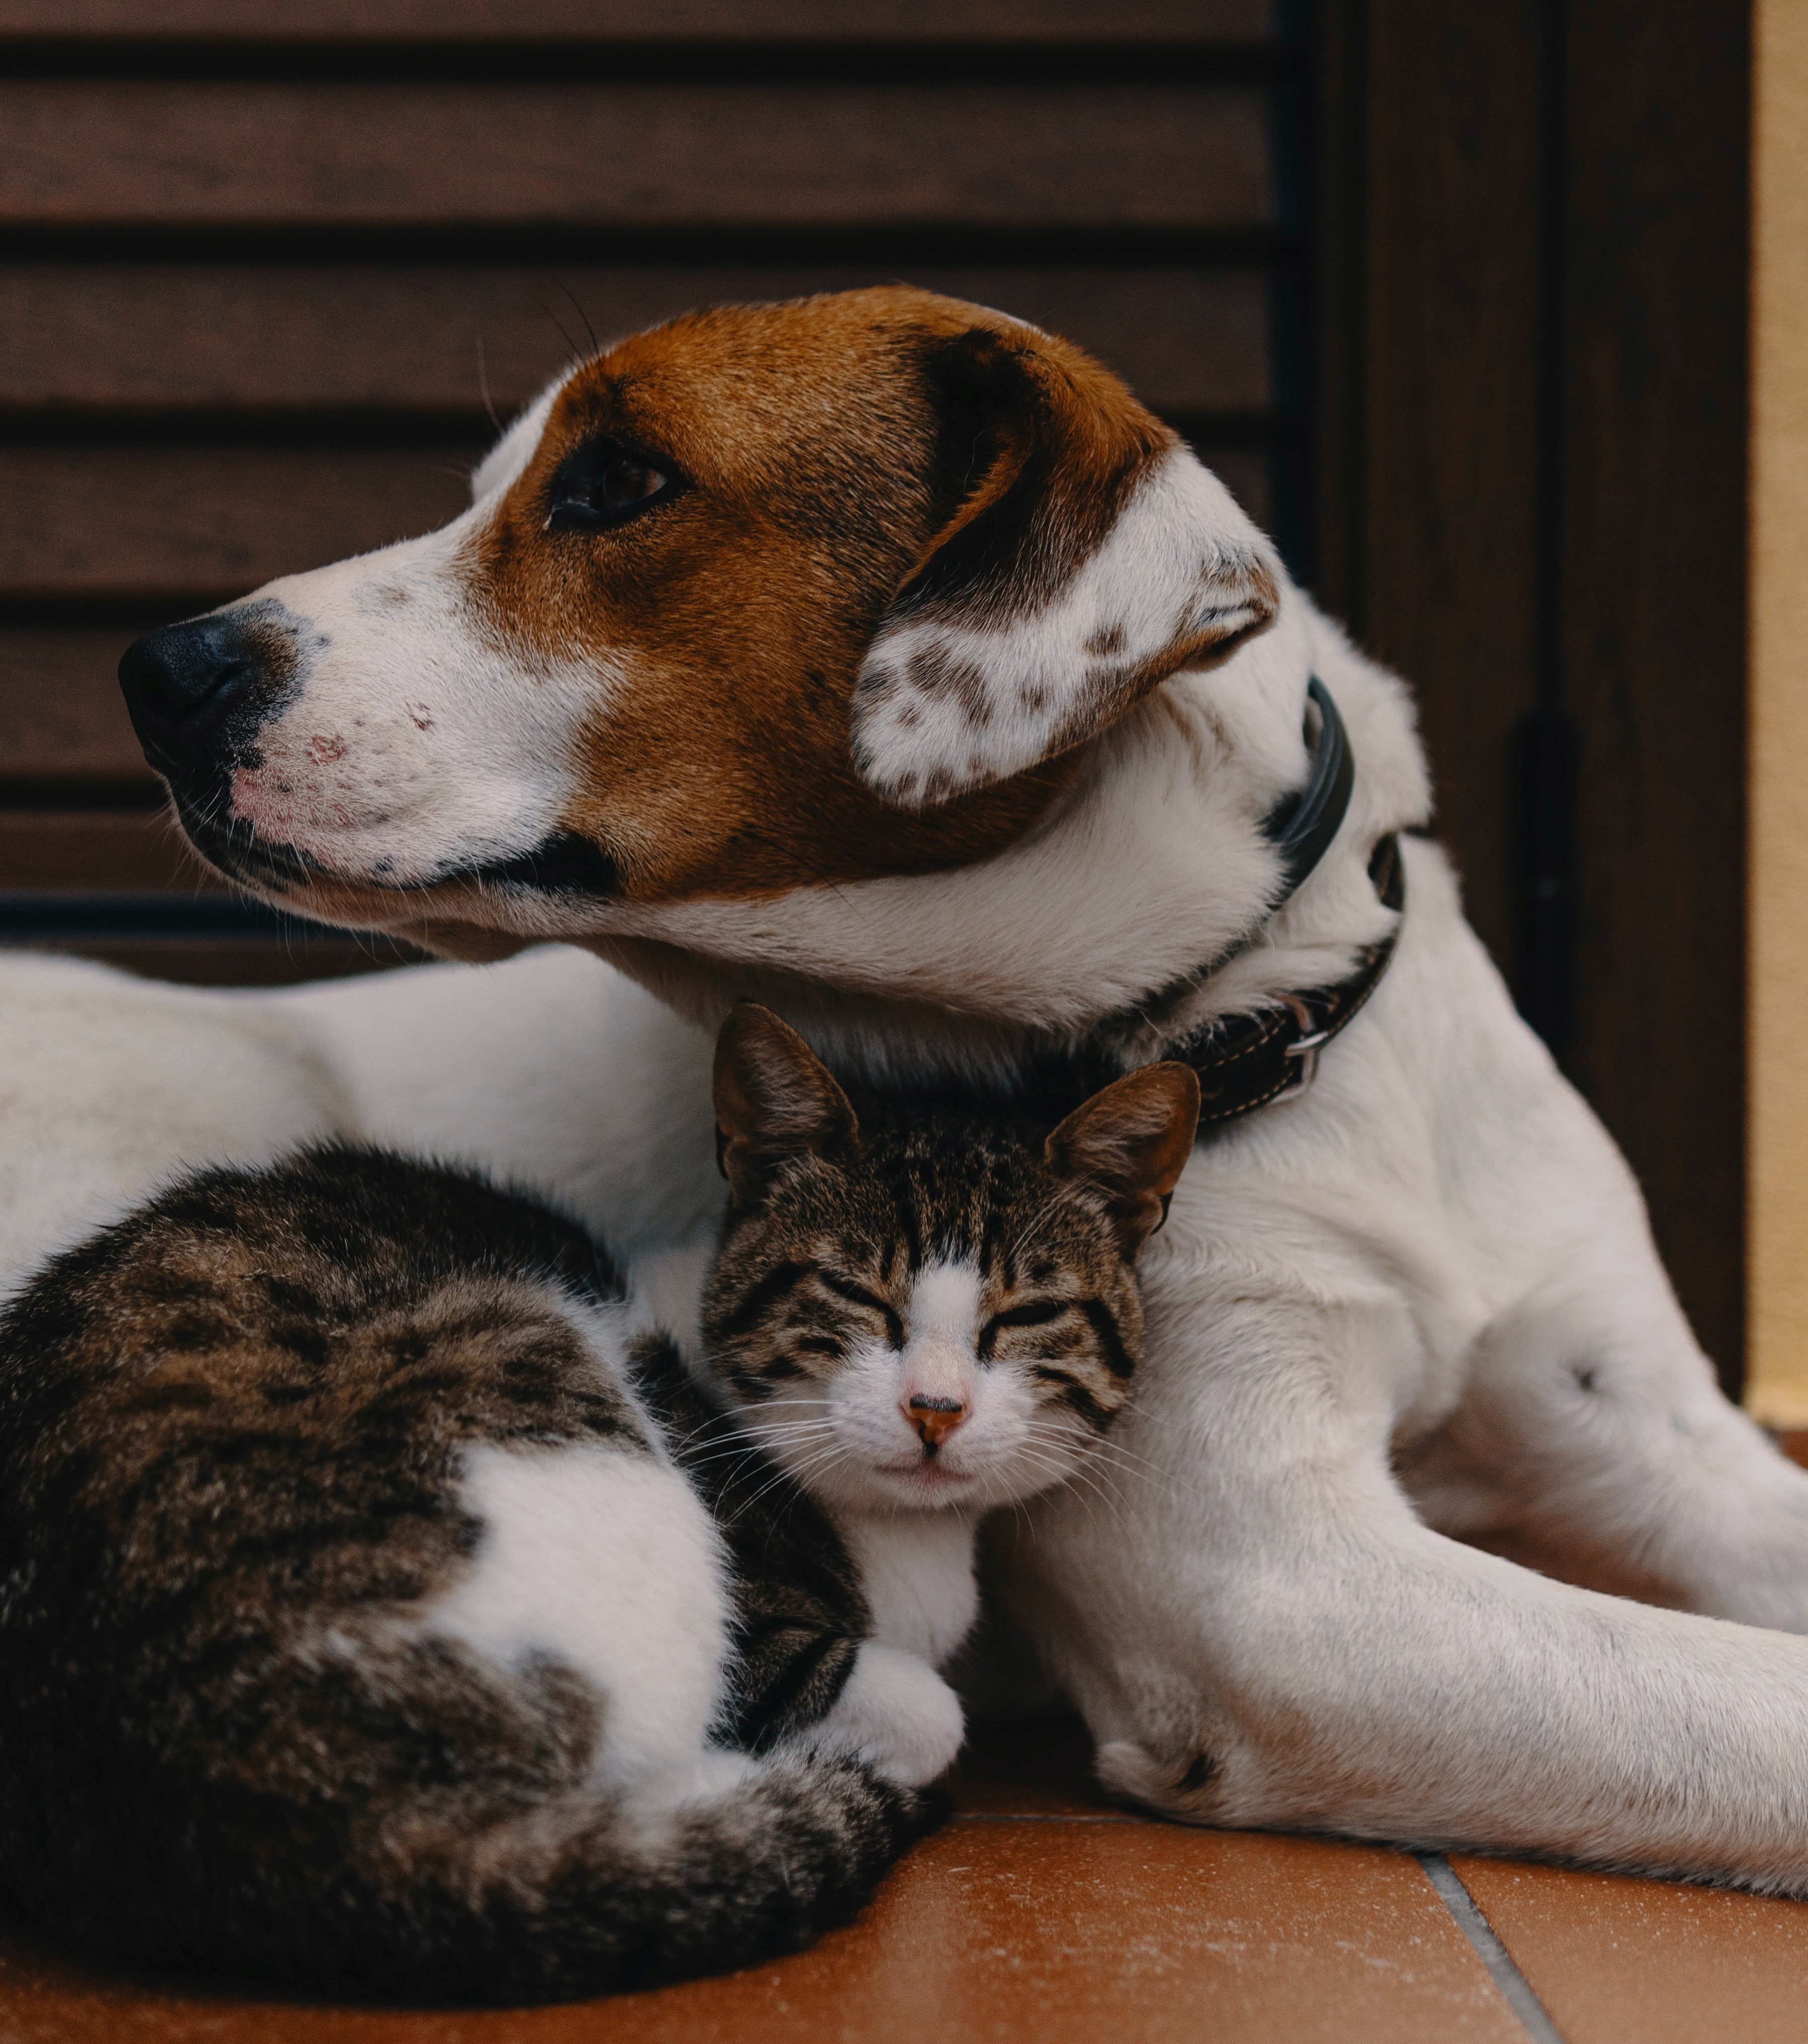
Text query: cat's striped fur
706 1097 1154 1485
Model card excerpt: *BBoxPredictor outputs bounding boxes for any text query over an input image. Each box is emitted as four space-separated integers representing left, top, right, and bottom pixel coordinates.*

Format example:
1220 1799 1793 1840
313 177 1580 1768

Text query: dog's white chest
834 1510 979 1670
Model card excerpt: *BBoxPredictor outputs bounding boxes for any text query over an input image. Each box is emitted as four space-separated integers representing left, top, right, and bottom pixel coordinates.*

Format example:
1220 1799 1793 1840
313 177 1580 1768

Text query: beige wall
1747 0 1808 1422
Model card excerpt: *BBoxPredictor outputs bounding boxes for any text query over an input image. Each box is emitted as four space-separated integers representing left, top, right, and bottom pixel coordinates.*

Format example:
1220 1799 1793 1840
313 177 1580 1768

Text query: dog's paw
805 1642 966 1787
1095 1736 1222 1820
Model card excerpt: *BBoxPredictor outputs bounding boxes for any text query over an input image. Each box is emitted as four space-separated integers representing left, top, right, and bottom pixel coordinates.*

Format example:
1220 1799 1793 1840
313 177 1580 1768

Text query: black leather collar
1266 675 1356 898
1018 676 1404 1130
1164 674 1403 1125
1168 830 1403 1126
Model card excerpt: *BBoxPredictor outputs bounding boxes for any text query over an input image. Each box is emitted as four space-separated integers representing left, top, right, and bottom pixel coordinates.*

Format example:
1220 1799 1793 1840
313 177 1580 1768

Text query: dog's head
119 286 1279 956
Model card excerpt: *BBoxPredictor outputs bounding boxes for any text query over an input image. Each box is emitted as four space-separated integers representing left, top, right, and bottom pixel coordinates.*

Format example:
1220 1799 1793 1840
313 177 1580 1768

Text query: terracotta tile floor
3 1717 1805 2042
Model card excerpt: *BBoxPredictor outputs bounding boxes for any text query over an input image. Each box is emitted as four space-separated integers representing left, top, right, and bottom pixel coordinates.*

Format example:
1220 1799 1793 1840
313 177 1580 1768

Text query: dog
10 284 1808 1887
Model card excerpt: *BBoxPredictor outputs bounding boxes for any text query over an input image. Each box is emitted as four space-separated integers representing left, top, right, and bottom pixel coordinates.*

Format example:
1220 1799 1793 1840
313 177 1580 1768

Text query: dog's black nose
118 614 272 773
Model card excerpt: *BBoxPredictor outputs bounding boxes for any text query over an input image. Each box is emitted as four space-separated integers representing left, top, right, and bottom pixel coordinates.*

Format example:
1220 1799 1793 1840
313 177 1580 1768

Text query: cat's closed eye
818 1271 904 1349
978 1298 1070 1357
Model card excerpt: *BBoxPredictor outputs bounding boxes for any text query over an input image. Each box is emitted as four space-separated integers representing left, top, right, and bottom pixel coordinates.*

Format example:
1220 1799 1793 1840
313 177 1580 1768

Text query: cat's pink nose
907 1395 969 1452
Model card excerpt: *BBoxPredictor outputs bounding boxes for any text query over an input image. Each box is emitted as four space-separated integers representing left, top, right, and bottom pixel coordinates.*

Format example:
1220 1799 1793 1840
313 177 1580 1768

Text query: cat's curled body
0 1005 1198 2003
0 1144 926 2003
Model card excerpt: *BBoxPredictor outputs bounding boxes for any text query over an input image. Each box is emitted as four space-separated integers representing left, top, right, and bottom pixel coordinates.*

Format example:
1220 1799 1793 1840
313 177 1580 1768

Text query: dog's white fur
12 354 1808 1889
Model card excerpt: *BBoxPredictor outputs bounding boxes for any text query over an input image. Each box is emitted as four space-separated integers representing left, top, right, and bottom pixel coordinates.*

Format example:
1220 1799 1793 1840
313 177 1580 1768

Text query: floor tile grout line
1416 1853 1567 2044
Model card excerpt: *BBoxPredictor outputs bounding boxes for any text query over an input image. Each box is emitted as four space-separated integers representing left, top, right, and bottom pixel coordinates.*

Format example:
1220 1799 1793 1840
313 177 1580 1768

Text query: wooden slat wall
0 266 1272 414
0 2 1296 981
0 2 1276 36
0 84 1274 227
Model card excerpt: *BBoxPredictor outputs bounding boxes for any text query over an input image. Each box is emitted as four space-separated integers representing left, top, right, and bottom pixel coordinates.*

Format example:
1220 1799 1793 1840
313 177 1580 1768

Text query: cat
695 1003 1201 1770
0 1003 1197 2004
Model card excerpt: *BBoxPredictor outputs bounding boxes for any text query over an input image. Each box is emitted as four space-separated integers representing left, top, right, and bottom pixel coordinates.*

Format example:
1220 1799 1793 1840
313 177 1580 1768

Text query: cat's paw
807 1642 966 1787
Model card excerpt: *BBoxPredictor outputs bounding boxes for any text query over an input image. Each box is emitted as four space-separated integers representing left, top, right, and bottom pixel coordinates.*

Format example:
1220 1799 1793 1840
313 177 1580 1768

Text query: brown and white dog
13 285 1808 1887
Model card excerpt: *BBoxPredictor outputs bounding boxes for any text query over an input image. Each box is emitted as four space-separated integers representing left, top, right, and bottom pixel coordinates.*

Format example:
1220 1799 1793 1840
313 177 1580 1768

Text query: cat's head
701 1003 1199 1513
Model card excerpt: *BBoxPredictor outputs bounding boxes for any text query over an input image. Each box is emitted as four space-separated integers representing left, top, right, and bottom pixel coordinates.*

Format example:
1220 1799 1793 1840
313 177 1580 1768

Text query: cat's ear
713 1002 860 1203
1045 1063 1201 1258
850 320 1280 809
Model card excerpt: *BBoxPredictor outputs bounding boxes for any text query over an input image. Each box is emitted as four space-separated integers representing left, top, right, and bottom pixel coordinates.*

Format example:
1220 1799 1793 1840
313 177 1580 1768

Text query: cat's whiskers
679 1429 841 1491
727 1449 858 1526
734 1420 843 1450
718 1425 861 1522
1009 1423 1141 1528
678 1439 790 1476
661 1418 775 1476
1008 1436 1104 1497
1024 1454 1130 1533
665 1403 772 1458
731 1408 841 1458
689 1408 839 1448
1069 1427 1192 1503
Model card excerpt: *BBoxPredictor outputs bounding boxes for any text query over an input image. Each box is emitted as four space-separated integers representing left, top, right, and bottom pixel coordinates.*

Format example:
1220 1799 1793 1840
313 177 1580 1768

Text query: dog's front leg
1001 1287 1808 1891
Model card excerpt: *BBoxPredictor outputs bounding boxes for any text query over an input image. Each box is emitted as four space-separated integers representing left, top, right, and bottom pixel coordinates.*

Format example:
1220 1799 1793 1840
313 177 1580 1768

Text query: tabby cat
699 1005 1201 1769
0 1003 1197 2003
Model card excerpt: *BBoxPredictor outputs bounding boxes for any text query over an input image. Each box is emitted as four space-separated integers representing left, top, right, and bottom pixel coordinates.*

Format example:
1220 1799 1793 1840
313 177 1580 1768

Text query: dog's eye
546 442 681 531
599 455 665 509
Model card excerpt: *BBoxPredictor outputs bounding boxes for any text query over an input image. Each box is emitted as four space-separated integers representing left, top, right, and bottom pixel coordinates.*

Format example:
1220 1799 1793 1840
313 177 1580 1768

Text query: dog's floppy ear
851 323 1280 808
713 1001 859 1204
1045 1062 1201 1258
